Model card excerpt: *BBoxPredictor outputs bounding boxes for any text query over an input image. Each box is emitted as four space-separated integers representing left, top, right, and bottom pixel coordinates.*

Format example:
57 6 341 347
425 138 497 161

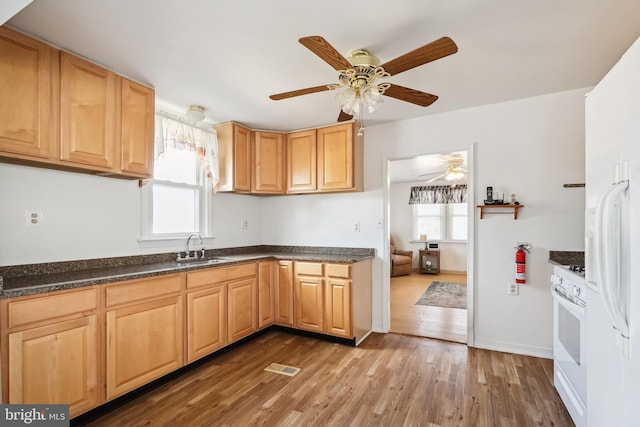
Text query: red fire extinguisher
515 244 529 284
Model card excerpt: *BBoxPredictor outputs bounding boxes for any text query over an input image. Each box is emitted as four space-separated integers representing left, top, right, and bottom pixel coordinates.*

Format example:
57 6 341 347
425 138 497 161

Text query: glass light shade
186 105 205 122
445 171 465 181
336 84 384 116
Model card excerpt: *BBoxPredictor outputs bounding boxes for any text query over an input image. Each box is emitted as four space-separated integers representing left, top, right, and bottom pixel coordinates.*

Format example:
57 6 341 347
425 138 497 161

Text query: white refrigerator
585 36 640 426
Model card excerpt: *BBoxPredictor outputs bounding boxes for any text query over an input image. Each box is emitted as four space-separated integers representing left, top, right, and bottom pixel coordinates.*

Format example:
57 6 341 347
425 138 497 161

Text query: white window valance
409 185 467 204
154 112 219 191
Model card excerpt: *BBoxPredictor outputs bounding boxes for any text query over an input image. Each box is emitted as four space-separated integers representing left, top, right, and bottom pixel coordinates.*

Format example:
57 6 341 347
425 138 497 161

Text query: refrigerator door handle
595 179 630 353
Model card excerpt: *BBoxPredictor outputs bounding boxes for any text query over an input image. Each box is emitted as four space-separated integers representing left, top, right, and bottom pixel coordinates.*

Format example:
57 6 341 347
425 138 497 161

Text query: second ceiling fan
270 35 458 122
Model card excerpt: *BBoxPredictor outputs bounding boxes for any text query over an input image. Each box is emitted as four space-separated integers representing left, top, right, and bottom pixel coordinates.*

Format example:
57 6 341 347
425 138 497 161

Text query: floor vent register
264 363 301 377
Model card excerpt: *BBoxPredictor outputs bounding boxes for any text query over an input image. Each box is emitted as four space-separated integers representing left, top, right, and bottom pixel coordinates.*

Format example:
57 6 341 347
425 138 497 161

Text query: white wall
261 87 587 357
0 87 587 357
389 181 467 273
0 163 262 265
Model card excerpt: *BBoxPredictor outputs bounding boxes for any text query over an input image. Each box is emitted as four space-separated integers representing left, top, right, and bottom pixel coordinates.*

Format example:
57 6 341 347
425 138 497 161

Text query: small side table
418 250 440 274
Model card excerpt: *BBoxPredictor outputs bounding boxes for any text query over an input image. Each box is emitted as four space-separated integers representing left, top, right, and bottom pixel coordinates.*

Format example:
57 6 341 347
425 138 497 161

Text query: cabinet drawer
295 262 323 276
106 274 183 307
7 288 97 329
325 263 351 279
187 263 256 289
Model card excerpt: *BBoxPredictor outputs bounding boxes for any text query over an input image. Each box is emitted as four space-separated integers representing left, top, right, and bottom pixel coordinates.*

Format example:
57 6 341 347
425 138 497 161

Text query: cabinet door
294 275 324 333
253 132 284 193
227 277 257 342
317 123 353 191
325 278 352 338
275 261 294 326
286 129 317 193
121 78 154 177
60 52 118 170
0 27 53 159
106 296 183 400
258 261 275 328
233 124 252 192
187 285 226 363
8 315 99 417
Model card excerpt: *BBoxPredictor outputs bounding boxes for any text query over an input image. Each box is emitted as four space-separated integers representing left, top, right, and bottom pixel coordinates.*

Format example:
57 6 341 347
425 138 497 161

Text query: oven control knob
573 287 581 298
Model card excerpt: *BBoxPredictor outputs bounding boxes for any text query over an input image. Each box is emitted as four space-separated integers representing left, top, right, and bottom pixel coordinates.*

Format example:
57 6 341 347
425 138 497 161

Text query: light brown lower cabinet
227 277 257 342
0 258 371 419
294 271 325 333
1 287 100 418
274 260 294 326
293 260 371 342
186 285 226 363
105 275 184 400
325 277 352 338
8 315 99 416
258 261 275 328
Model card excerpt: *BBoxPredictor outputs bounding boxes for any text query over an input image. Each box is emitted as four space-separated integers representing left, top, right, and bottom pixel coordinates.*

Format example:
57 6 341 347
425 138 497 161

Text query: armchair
390 235 413 276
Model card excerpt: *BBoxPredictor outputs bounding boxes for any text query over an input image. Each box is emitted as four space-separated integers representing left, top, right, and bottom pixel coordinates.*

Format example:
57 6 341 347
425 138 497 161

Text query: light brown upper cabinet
253 131 285 194
60 52 119 171
120 79 154 177
317 123 363 193
215 122 252 193
286 129 317 193
0 27 154 179
287 123 363 194
0 27 54 160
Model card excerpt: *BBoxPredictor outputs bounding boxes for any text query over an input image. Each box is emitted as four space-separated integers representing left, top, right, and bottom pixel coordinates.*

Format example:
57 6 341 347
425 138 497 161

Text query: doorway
385 147 474 344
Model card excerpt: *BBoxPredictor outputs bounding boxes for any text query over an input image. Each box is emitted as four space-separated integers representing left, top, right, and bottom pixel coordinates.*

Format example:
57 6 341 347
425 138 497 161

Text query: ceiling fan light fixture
444 170 465 181
186 105 205 122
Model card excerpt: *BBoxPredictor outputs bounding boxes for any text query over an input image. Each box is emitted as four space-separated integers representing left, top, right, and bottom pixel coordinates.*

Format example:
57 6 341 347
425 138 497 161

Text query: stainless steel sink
174 257 229 266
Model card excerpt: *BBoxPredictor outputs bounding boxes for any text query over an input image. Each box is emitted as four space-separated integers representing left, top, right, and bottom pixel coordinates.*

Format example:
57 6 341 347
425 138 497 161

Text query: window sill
409 240 467 245
138 236 216 249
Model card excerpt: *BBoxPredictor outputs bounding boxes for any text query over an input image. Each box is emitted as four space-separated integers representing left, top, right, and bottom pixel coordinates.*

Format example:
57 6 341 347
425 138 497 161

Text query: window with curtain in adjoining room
140 112 219 240
409 185 468 243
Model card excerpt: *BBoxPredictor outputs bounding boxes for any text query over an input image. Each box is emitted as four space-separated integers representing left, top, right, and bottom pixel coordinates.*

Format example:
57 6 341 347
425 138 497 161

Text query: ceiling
390 151 467 184
7 1 640 132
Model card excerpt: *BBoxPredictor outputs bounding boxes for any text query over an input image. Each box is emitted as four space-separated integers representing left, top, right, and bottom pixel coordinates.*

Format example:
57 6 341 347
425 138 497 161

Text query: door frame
381 143 476 345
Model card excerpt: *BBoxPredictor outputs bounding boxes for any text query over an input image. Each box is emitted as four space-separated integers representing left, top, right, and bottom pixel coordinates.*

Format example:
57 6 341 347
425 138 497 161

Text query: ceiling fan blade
383 84 438 107
337 110 353 122
269 85 332 100
426 174 446 183
419 170 445 177
299 36 353 71
381 37 458 76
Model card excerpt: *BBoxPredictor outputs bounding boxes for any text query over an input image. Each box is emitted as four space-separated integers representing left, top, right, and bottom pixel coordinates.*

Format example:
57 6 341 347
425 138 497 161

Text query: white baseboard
440 270 467 275
472 339 553 359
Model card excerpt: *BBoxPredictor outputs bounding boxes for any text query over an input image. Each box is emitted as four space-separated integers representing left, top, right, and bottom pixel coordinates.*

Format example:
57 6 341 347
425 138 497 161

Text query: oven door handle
552 288 585 316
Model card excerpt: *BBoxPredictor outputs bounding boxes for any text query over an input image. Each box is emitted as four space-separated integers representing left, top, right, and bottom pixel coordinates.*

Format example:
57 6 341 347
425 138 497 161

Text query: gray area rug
415 281 467 309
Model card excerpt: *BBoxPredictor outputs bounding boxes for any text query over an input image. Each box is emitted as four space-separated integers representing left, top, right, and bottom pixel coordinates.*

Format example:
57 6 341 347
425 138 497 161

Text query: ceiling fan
269 35 458 122
420 157 467 183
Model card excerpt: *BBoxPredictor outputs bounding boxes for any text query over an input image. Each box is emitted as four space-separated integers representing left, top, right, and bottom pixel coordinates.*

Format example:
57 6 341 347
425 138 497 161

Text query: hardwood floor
81 330 572 426
391 272 467 343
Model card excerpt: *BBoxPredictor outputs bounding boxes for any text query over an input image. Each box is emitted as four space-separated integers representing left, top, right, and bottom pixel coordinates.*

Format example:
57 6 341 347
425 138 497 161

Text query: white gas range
550 264 587 427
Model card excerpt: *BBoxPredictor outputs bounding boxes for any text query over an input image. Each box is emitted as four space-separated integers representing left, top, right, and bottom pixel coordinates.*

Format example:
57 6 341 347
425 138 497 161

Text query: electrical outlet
508 282 519 295
241 219 248 229
25 209 43 226
354 222 360 232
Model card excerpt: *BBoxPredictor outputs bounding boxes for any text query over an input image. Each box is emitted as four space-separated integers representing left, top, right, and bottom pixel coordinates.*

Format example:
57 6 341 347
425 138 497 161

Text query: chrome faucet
181 232 205 260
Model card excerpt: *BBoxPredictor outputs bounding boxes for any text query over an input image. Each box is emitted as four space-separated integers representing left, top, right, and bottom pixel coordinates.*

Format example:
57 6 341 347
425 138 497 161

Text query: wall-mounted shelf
477 204 524 219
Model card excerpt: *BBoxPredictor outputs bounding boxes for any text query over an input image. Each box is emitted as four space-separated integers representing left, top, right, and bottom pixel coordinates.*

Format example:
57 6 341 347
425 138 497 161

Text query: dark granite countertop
0 245 375 298
548 250 584 266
